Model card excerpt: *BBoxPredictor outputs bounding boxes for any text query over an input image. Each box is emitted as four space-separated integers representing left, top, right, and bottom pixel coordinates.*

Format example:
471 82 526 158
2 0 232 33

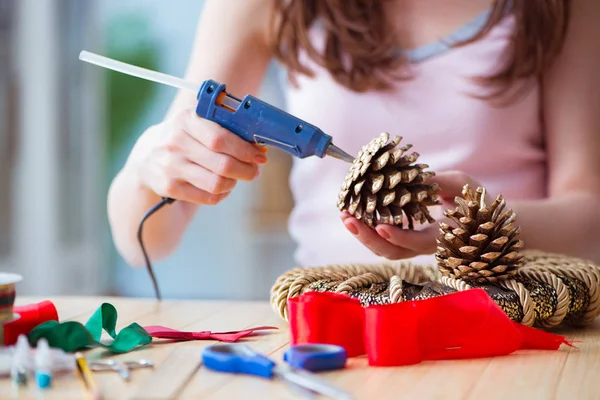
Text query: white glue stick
79 50 201 93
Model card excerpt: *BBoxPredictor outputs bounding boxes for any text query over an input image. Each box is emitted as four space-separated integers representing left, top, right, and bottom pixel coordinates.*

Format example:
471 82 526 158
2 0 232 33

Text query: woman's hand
126 107 267 205
341 171 484 259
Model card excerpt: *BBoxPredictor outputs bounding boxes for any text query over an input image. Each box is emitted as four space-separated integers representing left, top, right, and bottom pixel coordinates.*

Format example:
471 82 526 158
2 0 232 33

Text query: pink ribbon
143 325 278 343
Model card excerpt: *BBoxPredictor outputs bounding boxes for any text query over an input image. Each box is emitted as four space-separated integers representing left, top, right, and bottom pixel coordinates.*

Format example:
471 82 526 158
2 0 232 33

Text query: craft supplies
0 273 59 347
0 339 75 378
26 301 278 355
75 352 103 400
0 273 21 321
283 344 347 372
202 343 353 400
271 250 600 329
286 290 572 367
28 302 151 353
4 300 58 346
34 338 52 389
89 358 153 381
0 273 23 347
273 183 600 330
143 325 277 342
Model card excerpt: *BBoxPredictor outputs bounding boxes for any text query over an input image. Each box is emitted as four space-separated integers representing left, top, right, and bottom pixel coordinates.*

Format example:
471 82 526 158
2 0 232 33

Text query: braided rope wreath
270 250 600 330
272 144 600 331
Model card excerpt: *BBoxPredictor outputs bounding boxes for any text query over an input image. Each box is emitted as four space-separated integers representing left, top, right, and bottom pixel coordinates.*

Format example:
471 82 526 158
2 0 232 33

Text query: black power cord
136 197 175 301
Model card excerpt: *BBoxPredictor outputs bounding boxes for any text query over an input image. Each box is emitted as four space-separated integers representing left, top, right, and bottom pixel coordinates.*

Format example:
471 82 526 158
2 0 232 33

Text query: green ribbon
28 303 152 353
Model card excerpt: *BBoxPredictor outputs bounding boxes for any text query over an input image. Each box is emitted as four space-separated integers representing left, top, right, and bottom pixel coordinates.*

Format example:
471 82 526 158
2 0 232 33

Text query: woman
107 0 600 269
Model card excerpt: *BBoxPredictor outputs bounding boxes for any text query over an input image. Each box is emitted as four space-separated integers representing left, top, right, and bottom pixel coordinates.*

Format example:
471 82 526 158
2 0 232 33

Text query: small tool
75 352 103 400
78 51 355 163
89 359 154 381
283 344 347 372
202 343 353 400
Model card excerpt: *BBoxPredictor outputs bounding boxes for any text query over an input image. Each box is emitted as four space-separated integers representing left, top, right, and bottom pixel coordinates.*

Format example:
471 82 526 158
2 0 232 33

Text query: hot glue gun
79 50 355 301
79 51 354 163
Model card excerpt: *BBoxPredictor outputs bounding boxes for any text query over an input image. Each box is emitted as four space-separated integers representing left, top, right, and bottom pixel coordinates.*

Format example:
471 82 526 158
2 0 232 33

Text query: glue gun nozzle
326 144 355 163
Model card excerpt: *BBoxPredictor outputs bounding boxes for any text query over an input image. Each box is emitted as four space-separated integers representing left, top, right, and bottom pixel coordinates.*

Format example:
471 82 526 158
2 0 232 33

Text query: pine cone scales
337 132 441 229
435 185 525 283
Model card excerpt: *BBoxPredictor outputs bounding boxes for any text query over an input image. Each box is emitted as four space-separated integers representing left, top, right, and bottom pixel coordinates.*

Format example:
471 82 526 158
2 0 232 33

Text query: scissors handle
284 344 347 372
202 344 276 378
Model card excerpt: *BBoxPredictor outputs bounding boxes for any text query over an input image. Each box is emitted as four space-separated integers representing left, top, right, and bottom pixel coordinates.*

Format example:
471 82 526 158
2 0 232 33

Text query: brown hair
270 0 571 100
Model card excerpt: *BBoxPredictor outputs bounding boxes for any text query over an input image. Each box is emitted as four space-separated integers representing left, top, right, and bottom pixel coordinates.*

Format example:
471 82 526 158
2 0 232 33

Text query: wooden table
2 296 599 399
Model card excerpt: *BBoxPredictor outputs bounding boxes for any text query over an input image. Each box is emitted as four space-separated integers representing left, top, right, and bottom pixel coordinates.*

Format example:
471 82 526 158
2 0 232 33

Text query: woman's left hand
340 171 484 259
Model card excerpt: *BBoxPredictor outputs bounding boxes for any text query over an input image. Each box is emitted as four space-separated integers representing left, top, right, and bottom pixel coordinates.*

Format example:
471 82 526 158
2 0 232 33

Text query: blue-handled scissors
202 344 353 400
283 344 347 372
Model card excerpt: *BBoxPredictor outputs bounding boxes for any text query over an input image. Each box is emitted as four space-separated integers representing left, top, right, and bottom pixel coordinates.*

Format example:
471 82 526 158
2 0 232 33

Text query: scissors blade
124 360 154 369
274 366 354 400
89 360 117 372
287 381 318 399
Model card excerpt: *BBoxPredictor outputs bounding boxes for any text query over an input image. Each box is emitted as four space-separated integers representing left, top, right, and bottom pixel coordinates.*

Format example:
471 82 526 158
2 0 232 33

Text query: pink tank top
282 11 546 267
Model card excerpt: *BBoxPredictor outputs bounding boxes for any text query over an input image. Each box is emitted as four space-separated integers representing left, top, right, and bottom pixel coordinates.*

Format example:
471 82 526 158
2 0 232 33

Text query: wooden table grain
2 296 599 400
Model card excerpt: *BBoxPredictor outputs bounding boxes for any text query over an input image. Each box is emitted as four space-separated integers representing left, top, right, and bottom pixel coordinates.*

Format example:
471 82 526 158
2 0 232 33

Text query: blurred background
0 0 297 299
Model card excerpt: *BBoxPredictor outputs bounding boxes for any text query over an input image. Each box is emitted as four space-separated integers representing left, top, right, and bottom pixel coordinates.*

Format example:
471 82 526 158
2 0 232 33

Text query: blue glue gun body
196 80 332 159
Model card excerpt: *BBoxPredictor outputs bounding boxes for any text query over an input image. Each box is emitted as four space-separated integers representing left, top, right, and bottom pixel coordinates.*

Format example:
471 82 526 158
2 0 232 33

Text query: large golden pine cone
337 132 441 229
435 184 524 283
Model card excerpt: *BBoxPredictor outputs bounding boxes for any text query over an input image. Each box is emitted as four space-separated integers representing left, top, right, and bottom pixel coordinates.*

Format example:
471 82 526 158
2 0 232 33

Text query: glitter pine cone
435 184 525 284
337 132 441 229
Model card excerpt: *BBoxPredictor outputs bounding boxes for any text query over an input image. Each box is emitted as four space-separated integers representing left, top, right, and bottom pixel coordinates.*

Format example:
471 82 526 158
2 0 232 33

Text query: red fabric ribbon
143 325 278 343
288 289 572 366
4 301 59 346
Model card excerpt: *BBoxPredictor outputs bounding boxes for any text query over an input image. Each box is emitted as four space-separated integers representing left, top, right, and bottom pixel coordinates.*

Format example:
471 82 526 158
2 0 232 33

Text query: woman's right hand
127 106 267 205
